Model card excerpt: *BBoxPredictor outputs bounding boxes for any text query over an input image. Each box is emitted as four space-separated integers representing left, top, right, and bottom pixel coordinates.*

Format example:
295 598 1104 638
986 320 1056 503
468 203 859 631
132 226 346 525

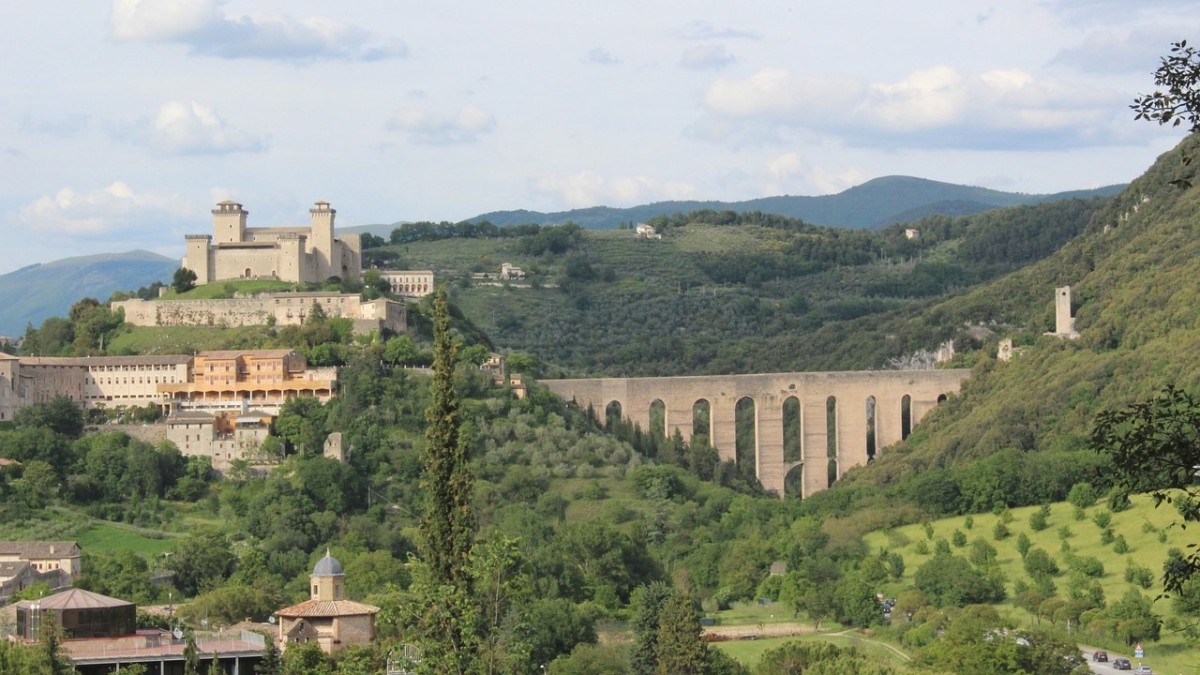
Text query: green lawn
75 522 176 559
107 325 276 355
713 632 912 670
161 279 299 299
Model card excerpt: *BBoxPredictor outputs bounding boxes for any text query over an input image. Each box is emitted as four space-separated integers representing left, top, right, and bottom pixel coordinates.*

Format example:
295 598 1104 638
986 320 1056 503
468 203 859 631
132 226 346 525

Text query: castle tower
310 202 336 280
212 201 248 244
310 549 345 601
1055 286 1076 337
184 235 213 285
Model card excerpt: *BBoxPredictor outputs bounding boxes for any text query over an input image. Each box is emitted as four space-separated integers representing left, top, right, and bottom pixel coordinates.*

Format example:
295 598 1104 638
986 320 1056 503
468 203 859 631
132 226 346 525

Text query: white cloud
387 105 496 145
678 20 759 41
16 182 194 236
704 68 864 121
583 47 621 66
535 171 696 208
109 0 221 41
803 167 871 195
109 0 406 62
699 65 1128 149
762 153 868 196
126 101 267 156
679 44 735 71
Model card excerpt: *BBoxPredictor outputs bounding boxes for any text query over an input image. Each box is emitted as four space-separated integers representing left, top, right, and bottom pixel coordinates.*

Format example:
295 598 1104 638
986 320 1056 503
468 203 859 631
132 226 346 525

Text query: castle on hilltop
184 200 361 284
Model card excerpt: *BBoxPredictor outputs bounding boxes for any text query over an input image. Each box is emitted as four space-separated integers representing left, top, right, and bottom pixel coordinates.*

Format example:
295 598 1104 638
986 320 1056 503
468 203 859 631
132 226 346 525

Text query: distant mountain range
464 176 1126 230
0 251 177 337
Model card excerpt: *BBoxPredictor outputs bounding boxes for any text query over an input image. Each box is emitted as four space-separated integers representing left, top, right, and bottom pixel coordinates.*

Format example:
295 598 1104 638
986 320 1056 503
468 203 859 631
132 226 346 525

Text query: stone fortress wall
544 369 969 499
113 292 405 336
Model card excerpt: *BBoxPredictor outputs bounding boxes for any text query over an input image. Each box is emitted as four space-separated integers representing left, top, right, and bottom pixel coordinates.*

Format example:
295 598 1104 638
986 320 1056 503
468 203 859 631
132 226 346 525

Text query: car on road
1092 650 1108 662
1112 658 1132 670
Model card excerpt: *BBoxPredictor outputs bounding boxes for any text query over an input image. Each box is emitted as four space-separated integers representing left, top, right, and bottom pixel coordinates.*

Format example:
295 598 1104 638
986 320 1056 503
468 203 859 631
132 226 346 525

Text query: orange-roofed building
275 551 378 655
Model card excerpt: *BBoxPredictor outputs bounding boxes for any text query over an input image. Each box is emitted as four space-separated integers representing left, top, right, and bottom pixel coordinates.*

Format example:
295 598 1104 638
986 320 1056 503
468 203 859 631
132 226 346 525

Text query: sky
0 1 1196 275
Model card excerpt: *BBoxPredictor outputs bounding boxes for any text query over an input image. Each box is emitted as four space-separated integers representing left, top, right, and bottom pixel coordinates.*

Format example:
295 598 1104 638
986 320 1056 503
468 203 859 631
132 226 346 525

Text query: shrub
1100 527 1115 545
964 515 974 530
1016 533 1032 559
1092 510 1112 529
952 529 967 547
1067 482 1098 509
1112 535 1130 554
1069 555 1105 578
1024 548 1060 578
969 538 998 567
1125 563 1155 589
1030 504 1051 531
993 522 1011 541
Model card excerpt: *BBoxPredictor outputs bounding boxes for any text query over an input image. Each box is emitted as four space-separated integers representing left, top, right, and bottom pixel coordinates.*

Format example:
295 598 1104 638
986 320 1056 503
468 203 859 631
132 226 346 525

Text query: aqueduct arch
543 369 969 498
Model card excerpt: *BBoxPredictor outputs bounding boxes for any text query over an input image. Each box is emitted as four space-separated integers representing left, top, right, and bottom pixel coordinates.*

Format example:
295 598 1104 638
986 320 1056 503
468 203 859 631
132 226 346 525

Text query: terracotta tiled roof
198 349 296 359
0 541 80 559
19 356 192 367
275 599 379 618
0 561 31 578
165 412 216 424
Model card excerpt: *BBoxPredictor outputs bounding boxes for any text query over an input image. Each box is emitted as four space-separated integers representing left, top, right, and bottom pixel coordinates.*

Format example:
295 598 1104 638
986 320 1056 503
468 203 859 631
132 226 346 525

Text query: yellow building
159 349 336 413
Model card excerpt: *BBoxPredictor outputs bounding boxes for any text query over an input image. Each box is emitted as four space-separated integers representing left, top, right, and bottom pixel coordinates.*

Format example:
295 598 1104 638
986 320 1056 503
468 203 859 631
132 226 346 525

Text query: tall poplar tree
416 291 478 673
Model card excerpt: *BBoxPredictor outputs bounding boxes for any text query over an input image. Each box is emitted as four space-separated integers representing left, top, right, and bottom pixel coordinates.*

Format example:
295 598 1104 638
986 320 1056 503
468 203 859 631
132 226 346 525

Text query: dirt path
702 621 814 639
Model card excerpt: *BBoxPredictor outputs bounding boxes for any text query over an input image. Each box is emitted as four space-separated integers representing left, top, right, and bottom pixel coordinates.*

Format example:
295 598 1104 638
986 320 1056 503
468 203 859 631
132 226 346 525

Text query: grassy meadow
862 495 1196 673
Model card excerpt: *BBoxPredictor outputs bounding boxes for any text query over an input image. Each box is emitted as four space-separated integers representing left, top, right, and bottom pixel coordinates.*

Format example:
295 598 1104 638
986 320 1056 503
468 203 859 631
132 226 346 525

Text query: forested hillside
384 195 1105 377
826 135 1200 511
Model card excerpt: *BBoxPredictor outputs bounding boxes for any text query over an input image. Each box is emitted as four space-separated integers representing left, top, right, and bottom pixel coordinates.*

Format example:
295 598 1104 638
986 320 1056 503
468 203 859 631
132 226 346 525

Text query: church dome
312 550 343 577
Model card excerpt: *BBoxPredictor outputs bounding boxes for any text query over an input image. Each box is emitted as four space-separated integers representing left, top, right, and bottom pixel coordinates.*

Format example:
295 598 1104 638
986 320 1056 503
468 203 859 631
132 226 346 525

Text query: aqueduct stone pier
543 369 970 498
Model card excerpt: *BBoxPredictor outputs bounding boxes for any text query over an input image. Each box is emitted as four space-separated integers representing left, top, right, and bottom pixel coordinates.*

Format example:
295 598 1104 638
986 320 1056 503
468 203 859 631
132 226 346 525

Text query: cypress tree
416 291 478 673
420 290 476 586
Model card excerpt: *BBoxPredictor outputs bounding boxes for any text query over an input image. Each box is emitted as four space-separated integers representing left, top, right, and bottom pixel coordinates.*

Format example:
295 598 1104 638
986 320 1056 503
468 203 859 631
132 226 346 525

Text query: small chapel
275 550 380 655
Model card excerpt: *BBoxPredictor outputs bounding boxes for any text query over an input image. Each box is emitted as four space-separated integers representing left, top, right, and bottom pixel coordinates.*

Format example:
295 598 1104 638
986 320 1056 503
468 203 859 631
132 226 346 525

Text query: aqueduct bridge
543 369 971 498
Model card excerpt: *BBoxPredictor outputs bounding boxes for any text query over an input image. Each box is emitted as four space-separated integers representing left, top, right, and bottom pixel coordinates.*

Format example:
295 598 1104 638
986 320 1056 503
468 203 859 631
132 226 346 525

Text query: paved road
1079 647 1147 675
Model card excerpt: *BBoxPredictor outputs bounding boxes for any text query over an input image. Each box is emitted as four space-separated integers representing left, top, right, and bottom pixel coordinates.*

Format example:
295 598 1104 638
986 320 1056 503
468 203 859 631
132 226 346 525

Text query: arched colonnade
545 369 969 498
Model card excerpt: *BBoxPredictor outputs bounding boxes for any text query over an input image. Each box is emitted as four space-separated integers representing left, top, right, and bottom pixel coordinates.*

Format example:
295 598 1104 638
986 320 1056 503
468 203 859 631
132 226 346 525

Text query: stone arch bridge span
543 369 970 498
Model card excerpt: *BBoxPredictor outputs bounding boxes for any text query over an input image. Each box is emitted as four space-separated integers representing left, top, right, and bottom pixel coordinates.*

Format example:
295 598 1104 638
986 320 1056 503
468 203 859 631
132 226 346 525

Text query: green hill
833 136 1200 496
389 196 1104 377
0 250 176 337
